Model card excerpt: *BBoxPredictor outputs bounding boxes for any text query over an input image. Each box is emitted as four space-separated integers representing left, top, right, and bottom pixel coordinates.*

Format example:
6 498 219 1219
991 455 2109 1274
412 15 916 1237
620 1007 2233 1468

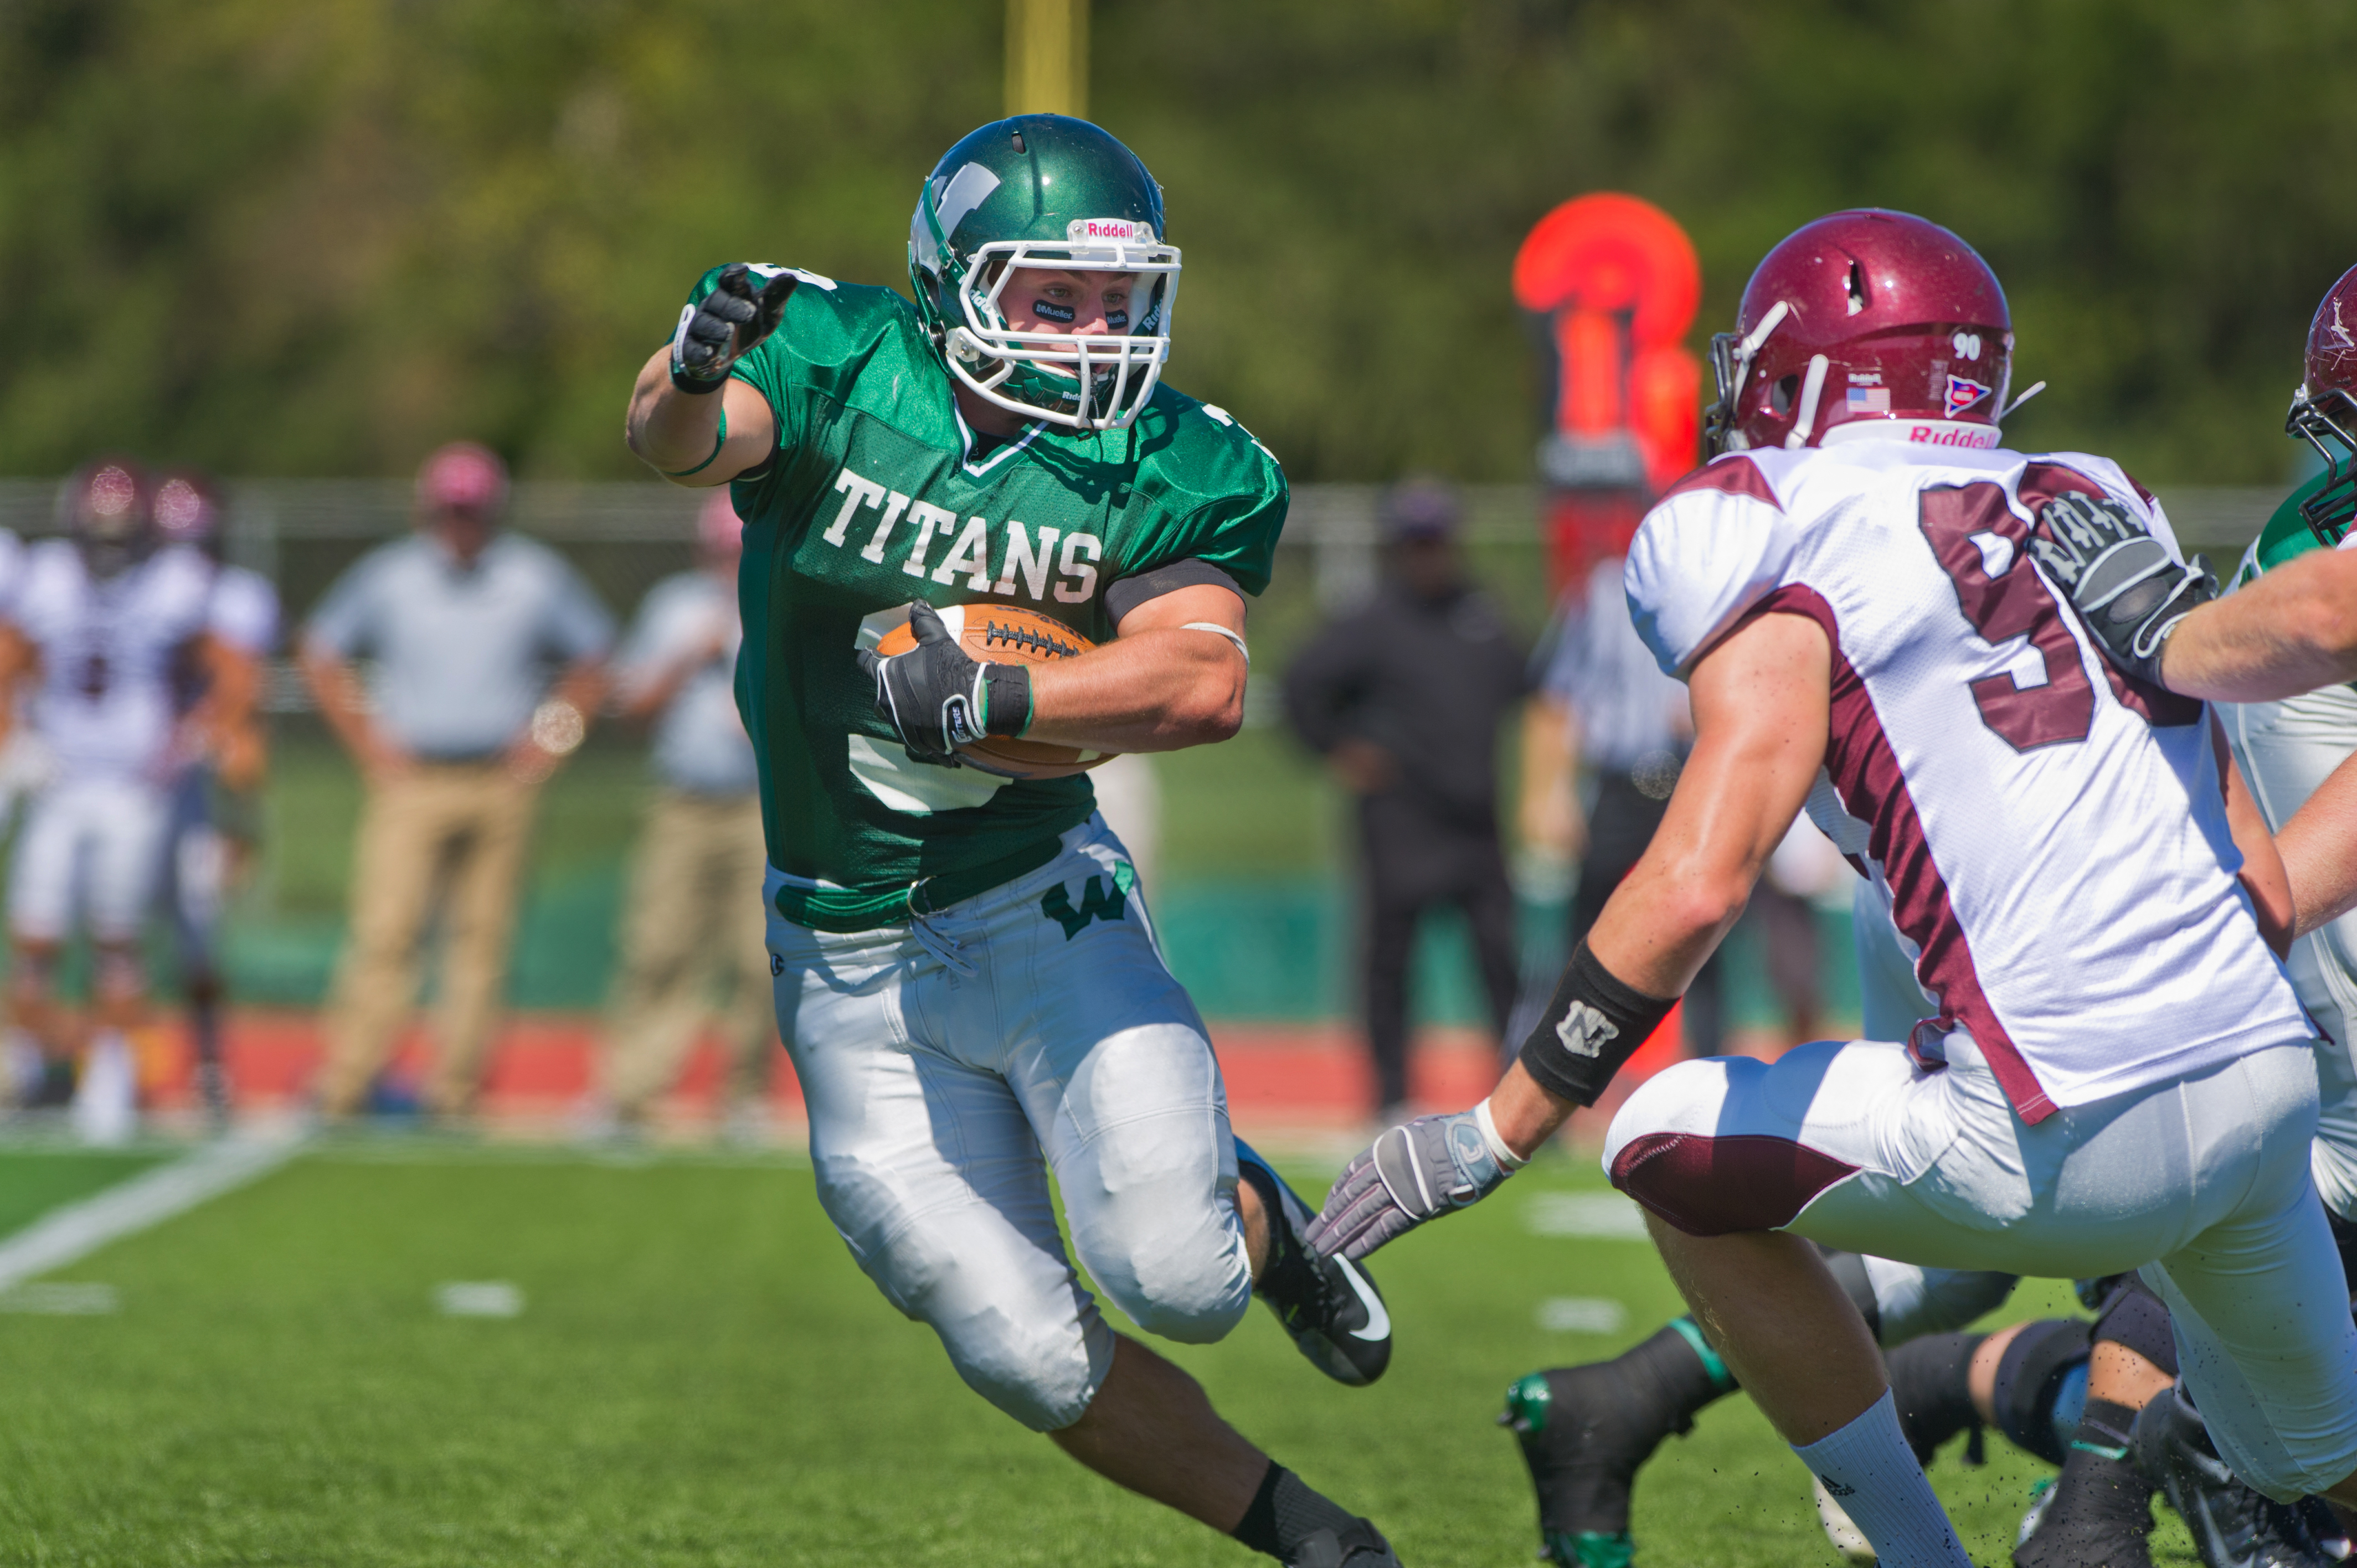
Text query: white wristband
1474 1097 1530 1170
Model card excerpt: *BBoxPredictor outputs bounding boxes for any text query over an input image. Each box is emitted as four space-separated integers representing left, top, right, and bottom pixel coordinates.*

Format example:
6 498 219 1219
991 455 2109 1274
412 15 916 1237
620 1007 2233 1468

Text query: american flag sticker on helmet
1847 386 1891 414
1945 374 1992 416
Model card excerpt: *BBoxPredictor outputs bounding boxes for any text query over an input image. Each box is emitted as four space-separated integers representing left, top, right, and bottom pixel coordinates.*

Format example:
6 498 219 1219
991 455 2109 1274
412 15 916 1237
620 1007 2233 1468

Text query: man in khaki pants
597 491 772 1132
302 443 613 1121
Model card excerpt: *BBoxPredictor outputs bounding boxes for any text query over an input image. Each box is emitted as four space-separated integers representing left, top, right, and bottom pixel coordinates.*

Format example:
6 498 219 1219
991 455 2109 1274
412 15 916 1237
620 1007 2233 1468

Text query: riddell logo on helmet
1906 423 2001 448
1067 218 1154 243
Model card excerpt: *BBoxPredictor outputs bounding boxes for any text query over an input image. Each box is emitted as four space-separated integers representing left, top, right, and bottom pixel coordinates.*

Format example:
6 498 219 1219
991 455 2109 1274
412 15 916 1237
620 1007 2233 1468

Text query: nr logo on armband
1040 863 1135 940
1556 1002 1619 1059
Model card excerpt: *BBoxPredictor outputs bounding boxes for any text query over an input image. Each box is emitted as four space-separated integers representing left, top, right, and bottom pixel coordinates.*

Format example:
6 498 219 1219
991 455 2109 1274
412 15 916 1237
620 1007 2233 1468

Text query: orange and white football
871 604 1116 780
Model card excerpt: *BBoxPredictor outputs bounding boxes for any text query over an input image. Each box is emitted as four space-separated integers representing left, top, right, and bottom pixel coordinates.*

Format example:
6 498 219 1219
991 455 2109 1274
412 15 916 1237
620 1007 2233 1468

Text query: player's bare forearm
2281 748 2357 940
1025 584 1248 752
2160 546 2357 702
2215 720 2295 956
0 628 32 752
1490 611 1832 1158
625 348 777 487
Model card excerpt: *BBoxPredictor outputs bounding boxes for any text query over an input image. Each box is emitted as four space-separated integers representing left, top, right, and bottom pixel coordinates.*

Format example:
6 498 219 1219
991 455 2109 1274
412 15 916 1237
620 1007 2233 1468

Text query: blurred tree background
2 0 2352 486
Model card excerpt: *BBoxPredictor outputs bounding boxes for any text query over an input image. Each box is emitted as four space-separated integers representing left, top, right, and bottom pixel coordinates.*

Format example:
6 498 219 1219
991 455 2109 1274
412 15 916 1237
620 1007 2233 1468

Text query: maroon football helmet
153 467 227 555
55 456 154 578
2288 264 2357 545
1705 210 2020 457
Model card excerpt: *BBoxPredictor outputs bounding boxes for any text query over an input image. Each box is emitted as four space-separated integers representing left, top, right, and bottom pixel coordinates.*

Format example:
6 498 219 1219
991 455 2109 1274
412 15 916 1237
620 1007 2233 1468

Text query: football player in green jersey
624 115 1401 1568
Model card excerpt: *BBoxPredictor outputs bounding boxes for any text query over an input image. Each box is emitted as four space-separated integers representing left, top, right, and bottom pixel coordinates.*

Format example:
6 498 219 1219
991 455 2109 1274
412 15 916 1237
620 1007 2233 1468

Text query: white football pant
9 775 169 945
766 816 1252 1432
2222 686 2357 1221
1607 1030 2357 1501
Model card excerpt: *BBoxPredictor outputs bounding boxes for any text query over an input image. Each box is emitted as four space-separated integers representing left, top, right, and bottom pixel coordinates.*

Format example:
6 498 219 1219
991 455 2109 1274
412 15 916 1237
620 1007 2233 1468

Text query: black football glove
855 603 1030 768
2028 491 2216 688
670 264 799 394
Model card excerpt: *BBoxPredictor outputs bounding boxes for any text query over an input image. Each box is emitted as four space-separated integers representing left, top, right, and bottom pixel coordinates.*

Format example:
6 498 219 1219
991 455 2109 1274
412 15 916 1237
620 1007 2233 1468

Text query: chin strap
1998 379 2049 422
1785 354 1831 448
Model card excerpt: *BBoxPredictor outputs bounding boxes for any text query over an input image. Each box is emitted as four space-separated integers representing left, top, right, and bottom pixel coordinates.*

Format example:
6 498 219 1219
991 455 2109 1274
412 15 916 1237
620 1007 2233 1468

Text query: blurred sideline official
595 491 772 1131
301 442 613 1122
1283 479 1533 1124
1518 548 1723 1055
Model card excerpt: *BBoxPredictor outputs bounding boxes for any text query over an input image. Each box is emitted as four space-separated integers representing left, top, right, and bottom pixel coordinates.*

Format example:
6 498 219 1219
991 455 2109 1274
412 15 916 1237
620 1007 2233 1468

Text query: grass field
0 1139 2200 1566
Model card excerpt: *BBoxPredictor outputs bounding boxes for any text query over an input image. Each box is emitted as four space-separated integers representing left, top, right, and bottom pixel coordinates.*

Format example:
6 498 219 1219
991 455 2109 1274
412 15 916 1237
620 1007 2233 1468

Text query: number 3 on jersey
1918 482 2094 751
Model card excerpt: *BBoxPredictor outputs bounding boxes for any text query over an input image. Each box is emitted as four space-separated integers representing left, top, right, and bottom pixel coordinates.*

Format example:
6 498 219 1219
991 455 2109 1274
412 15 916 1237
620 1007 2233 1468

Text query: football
871 604 1116 780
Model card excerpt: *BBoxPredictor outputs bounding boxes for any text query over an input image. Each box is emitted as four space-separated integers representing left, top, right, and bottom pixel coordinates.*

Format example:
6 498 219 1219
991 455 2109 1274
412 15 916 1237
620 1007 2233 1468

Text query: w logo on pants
1041 862 1134 940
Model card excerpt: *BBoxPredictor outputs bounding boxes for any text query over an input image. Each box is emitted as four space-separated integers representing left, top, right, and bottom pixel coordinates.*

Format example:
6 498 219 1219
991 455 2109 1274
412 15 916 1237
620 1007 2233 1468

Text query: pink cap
417 441 509 515
697 490 743 555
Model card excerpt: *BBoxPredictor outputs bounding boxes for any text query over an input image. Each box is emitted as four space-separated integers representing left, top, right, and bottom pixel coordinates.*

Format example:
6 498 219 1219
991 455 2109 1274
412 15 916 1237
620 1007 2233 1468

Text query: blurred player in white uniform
0 460 251 1143
1311 212 2357 1568
151 469 275 1125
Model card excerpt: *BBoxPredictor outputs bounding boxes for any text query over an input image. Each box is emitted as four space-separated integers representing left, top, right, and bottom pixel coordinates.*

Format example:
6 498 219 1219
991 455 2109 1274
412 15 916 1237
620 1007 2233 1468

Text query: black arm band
982 663 1032 737
1517 940 1678 1106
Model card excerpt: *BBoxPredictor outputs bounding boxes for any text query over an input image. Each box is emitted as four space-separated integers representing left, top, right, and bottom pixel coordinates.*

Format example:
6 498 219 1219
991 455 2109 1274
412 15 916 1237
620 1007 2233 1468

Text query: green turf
0 1144 2202 1566
0 1149 169 1239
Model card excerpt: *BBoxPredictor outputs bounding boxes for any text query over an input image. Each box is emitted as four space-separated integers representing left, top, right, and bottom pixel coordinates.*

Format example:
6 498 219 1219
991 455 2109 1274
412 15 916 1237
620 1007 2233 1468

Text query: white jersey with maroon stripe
1625 437 2307 1122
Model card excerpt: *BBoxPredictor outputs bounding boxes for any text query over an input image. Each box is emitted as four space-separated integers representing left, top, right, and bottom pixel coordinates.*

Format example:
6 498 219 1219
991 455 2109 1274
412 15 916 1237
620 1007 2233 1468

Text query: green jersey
2234 470 2335 586
703 265 1288 931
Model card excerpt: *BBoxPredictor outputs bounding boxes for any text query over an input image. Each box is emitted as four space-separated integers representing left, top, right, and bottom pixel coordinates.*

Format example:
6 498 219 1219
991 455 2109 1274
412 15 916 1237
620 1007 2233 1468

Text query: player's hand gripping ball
670 263 799 394
857 602 1118 778
1304 1109 1517 1261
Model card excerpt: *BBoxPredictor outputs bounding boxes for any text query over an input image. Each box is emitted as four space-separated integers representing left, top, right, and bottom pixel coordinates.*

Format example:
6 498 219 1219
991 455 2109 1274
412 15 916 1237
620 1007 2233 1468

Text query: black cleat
2132 1384 2335 1568
1500 1365 1687 1568
1287 1518 1402 1567
1238 1139 1391 1386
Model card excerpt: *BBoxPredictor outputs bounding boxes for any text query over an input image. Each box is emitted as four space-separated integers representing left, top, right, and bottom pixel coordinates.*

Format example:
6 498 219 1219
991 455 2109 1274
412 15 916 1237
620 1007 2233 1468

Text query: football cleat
2131 1384 2335 1568
1237 1139 1391 1386
1286 1518 1401 1567
2297 1499 2352 1561
1815 1474 1879 1564
1500 1365 1692 1567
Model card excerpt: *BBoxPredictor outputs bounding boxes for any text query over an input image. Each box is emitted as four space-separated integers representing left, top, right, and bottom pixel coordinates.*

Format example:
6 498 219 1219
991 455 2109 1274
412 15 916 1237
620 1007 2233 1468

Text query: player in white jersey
151 468 275 1125
1309 212 2357 1568
0 460 251 1143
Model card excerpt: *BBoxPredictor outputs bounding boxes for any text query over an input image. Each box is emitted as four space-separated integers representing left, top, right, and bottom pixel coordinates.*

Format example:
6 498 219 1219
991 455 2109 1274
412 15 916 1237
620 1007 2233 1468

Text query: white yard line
0 1132 305 1292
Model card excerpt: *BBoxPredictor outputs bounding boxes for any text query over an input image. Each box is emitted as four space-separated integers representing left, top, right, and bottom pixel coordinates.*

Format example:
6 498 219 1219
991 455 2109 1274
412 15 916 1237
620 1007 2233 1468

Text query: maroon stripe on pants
1609 1131 1860 1236
1748 584 2057 1123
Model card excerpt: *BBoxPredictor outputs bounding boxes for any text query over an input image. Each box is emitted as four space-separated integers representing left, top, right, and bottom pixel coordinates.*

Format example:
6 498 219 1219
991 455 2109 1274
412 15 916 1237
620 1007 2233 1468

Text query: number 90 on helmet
908 114 1180 432
2288 264 2357 547
1706 210 2021 458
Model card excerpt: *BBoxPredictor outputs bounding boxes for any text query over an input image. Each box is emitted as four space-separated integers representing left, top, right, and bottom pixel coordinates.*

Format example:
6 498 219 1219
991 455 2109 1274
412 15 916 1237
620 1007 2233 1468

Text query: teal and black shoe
1501 1367 1682 1568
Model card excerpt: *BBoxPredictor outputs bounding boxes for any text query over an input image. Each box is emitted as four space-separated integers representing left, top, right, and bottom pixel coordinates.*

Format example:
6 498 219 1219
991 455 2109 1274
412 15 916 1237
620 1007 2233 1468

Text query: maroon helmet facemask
2288 264 2357 547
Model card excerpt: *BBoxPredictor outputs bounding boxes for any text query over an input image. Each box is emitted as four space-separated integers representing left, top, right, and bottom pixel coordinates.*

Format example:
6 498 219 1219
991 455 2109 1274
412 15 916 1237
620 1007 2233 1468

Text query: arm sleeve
1623 461 1797 677
1103 559 1244 623
1279 618 1373 754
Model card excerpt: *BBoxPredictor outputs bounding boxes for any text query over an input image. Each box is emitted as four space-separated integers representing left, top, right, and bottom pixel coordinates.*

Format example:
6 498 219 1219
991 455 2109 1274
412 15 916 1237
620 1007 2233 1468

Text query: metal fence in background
0 476 2288 722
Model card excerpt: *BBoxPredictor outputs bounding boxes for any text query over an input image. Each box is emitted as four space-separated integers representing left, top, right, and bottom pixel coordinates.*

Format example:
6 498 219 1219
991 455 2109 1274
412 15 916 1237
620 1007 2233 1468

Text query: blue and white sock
1793 1390 1973 1568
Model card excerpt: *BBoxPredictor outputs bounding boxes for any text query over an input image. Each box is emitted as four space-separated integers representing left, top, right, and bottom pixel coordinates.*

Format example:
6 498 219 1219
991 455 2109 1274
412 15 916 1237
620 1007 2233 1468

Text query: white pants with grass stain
766 816 1252 1432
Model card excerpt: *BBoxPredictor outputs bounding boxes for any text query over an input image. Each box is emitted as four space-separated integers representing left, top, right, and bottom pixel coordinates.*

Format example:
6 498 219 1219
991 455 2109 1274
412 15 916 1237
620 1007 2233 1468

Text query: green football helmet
908 115 1180 431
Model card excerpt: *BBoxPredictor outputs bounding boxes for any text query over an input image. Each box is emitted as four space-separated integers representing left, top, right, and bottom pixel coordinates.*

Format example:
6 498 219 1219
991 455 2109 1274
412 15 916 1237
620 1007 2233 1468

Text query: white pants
767 817 1252 1432
1606 1031 2357 1500
9 776 168 945
2223 688 2357 1219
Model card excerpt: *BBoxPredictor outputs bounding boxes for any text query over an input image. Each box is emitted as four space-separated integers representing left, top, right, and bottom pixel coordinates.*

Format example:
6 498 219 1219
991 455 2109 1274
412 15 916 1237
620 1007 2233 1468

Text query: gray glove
2028 491 2215 687
1303 1108 1517 1261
